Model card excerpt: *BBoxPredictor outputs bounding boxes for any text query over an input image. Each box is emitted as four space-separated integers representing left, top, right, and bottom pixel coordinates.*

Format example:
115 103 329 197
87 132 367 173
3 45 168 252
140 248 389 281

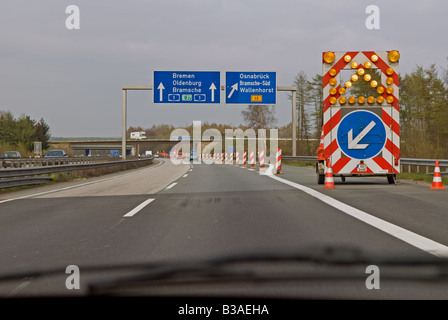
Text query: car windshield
1 1 448 313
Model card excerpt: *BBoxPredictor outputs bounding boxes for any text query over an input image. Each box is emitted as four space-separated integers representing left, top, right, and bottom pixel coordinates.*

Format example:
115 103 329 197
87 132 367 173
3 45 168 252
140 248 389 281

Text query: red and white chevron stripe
322 51 400 175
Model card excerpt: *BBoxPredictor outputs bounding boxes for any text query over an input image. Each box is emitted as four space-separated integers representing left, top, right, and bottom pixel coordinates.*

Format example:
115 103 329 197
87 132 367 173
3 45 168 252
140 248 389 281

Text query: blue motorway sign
336 110 386 160
225 72 276 104
154 71 220 104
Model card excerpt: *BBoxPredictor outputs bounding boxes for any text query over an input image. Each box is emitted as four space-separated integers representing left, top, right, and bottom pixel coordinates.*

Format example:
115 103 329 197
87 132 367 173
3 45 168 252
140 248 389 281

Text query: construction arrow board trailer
317 51 400 184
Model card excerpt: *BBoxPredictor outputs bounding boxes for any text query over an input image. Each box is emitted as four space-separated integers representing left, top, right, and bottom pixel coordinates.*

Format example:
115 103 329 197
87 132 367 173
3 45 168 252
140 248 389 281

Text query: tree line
0 111 51 155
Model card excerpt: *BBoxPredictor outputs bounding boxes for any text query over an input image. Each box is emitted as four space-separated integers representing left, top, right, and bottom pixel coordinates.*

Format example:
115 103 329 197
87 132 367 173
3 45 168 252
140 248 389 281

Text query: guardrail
282 156 448 174
0 157 154 189
0 156 136 169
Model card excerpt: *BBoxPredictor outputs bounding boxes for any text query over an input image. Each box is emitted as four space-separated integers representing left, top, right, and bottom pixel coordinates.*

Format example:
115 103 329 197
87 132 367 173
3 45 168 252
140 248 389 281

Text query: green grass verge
283 162 314 167
398 172 448 185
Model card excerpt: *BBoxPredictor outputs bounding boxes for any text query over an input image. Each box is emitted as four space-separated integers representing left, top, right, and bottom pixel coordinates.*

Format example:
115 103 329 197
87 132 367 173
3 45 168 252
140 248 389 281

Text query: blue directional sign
154 71 220 104
225 72 276 104
337 110 386 160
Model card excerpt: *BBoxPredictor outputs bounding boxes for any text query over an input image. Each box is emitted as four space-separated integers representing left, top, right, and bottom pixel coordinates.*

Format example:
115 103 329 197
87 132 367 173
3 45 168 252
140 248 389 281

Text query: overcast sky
1 0 447 137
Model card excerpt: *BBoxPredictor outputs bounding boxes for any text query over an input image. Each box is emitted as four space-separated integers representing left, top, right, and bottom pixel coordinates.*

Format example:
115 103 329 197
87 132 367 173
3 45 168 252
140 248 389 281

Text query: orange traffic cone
430 160 445 190
323 160 336 189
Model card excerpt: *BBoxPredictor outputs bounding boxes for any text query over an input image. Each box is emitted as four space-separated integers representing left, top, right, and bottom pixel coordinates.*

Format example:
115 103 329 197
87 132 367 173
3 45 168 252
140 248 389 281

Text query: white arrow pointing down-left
348 121 376 149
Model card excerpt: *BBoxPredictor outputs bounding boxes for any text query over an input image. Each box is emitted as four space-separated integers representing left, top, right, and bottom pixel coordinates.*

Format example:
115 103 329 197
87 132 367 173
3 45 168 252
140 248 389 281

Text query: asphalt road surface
1 158 448 299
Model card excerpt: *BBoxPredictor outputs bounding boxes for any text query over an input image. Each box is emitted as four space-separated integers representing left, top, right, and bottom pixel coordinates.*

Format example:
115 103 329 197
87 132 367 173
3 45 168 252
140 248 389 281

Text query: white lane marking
266 165 448 258
165 182 177 190
0 160 165 204
183 174 188 178
123 198 155 217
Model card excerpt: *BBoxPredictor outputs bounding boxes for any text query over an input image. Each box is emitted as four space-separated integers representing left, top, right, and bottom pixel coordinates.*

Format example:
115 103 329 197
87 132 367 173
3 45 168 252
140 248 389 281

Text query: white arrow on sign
157 82 165 102
209 83 217 102
348 120 376 149
227 83 238 99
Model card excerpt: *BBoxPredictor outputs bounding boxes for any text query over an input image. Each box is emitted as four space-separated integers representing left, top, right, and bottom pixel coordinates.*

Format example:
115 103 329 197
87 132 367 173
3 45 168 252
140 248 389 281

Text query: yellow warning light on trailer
377 86 385 94
386 77 394 85
386 68 394 75
329 78 337 86
351 61 358 69
388 50 400 63
330 97 337 105
338 87 346 95
329 68 337 76
351 74 359 82
344 55 352 63
370 80 378 88
329 88 337 95
364 74 372 82
339 97 347 104
345 81 352 88
367 96 375 104
324 52 335 64
364 61 372 69
371 54 379 62
357 68 365 76
358 96 366 104
387 96 394 104
377 96 385 104
386 87 394 94
348 96 356 104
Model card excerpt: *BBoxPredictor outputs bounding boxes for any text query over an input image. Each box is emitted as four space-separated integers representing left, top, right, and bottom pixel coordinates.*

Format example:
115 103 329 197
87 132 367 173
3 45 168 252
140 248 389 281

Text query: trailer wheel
317 173 325 184
387 174 396 184
317 162 325 184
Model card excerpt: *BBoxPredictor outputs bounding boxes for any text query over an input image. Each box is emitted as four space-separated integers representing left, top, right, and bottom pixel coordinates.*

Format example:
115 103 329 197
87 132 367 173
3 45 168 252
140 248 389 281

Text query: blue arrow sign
225 72 276 104
154 71 220 104
337 110 386 160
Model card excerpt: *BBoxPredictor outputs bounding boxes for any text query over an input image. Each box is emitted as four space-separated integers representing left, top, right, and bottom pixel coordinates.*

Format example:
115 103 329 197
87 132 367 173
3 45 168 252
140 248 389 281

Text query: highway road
1 158 448 299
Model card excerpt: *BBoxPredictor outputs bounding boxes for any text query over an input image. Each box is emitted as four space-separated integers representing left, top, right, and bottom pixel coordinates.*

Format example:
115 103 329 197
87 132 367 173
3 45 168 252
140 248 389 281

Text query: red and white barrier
250 151 256 168
275 149 282 174
259 150 265 168
243 151 247 166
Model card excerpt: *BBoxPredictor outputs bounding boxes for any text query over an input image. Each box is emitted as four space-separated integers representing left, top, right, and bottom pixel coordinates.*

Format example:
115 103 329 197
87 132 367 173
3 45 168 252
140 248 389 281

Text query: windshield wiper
1 245 448 297
86 245 448 296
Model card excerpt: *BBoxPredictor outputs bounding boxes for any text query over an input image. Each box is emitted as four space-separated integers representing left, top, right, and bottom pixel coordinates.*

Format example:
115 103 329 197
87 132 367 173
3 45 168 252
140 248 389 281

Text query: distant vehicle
44 150 68 158
130 131 147 140
110 150 120 157
145 150 152 156
0 151 21 159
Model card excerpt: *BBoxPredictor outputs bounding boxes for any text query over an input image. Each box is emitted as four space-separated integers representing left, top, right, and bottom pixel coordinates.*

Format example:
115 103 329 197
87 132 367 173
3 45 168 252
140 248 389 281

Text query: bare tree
241 105 277 131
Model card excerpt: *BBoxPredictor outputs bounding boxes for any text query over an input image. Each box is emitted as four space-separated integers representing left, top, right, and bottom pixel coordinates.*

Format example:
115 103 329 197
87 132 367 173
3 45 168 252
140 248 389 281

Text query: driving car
0 151 21 159
44 150 68 158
